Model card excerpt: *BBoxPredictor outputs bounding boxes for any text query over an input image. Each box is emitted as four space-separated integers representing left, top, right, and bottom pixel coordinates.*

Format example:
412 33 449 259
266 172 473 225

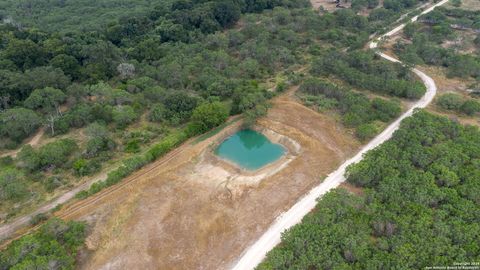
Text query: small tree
436 93 464 111
0 168 28 201
355 123 378 141
38 139 78 169
460 100 480 116
148 103 167 123
0 108 41 142
112 105 138 128
189 102 229 134
24 87 66 115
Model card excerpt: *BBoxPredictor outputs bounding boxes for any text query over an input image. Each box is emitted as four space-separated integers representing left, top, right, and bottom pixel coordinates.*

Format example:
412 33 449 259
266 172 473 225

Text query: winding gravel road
231 1 449 269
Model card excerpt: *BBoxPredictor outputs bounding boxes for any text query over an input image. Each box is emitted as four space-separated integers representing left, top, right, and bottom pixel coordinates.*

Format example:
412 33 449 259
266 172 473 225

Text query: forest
0 0 424 219
0 0 162 33
0 0 441 268
395 5 480 79
259 111 480 269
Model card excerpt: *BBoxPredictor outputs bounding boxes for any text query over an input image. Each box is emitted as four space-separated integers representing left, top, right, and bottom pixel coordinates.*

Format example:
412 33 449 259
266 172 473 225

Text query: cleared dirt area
56 88 360 270
310 0 351 11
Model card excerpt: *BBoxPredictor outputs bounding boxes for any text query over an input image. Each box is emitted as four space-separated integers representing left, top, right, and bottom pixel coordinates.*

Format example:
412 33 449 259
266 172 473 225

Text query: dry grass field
54 87 361 270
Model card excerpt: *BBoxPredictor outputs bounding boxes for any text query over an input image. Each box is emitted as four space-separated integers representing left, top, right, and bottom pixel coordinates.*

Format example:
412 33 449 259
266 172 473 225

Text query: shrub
189 101 229 134
112 105 138 128
460 99 480 116
44 176 63 192
30 213 49 226
125 139 141 153
356 123 378 141
436 93 464 111
78 130 190 198
148 103 167 122
372 98 401 122
0 218 86 269
84 137 115 158
74 158 102 177
38 139 78 169
0 108 41 142
0 168 28 201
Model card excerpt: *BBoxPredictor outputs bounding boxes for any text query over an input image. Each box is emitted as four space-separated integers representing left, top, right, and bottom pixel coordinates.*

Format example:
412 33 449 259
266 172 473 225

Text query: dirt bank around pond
60 88 360 270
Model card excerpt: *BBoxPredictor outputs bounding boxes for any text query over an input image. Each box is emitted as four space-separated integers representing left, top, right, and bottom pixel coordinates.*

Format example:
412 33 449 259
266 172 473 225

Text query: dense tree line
299 78 401 140
311 50 426 99
436 93 480 116
259 111 480 269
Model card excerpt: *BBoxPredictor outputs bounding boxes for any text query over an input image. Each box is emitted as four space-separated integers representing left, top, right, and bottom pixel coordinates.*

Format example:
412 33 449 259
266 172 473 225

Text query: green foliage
0 0 435 241
260 111 480 269
112 105 138 128
436 93 480 116
460 99 480 116
73 159 89 176
371 98 402 122
437 93 464 110
24 87 66 114
396 7 480 79
299 78 401 138
77 129 190 199
0 108 41 143
18 139 78 171
30 213 49 226
451 0 462 7
162 92 199 124
355 123 378 141
39 139 78 169
312 51 426 99
0 218 86 270
299 94 338 112
0 167 28 201
352 0 379 10
44 176 64 192
148 103 167 123
125 139 141 153
189 101 229 135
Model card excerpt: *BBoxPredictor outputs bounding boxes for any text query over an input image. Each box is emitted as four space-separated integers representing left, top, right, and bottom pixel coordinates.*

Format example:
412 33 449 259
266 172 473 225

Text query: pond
215 129 285 170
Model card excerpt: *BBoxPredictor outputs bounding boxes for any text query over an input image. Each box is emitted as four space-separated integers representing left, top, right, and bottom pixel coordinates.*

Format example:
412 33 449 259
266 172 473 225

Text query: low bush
77 130 190 199
0 218 86 269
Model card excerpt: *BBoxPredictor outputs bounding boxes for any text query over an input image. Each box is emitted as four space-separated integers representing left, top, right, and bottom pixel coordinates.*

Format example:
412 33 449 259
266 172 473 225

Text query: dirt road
0 133 193 244
231 1 449 269
0 128 44 158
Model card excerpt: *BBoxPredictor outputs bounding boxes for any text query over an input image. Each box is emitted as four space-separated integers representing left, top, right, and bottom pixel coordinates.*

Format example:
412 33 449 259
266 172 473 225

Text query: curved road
231 0 449 269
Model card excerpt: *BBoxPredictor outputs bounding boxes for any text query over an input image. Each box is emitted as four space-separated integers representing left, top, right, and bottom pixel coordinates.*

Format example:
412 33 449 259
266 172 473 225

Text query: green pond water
215 129 285 170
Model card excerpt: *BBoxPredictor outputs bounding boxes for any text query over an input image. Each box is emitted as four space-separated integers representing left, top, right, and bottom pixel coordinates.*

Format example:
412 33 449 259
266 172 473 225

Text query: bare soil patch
339 182 365 196
58 89 360 270
310 0 351 11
